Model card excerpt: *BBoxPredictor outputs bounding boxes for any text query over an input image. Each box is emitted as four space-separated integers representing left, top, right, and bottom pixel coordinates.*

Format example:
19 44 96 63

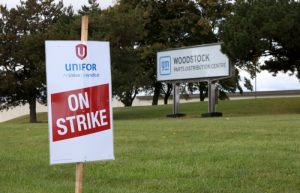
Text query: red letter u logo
76 44 87 60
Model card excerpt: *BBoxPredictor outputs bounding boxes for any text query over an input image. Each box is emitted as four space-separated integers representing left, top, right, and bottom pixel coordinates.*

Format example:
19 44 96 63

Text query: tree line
0 0 299 122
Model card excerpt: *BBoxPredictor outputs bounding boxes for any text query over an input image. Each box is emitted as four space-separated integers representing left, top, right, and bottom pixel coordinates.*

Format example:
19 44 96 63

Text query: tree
79 0 101 15
138 0 245 104
187 82 209 101
161 83 172 104
139 0 218 105
219 0 300 78
190 0 249 101
88 2 145 107
0 0 66 122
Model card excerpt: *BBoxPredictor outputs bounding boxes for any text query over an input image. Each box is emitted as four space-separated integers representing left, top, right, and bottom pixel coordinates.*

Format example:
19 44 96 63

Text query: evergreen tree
139 0 217 105
140 0 243 103
79 0 101 15
85 2 145 107
220 0 300 78
0 0 66 122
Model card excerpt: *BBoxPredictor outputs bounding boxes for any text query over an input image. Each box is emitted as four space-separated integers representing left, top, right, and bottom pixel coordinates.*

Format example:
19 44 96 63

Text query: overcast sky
241 70 300 91
1 0 300 91
1 0 116 10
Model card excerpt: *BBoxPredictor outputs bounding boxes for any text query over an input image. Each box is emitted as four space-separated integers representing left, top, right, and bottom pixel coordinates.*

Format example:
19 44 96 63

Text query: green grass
8 97 300 123
1 97 300 193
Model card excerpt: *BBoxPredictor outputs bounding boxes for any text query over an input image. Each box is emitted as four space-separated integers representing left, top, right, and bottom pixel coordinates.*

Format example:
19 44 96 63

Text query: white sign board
45 41 114 165
157 43 230 81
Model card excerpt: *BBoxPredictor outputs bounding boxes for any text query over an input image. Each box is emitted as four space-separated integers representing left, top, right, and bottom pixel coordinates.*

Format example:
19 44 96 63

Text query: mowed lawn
0 97 300 193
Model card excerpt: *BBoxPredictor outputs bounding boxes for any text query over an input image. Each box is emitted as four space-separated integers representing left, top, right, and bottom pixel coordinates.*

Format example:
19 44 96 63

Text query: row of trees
220 0 300 77
0 0 299 122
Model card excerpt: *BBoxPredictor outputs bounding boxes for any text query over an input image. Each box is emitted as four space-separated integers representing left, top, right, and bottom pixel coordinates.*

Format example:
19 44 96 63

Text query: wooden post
75 163 84 193
75 15 89 193
81 16 88 42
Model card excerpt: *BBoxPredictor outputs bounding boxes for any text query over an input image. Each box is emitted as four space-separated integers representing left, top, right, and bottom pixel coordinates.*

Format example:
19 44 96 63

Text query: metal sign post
167 83 186 117
173 83 179 114
208 80 215 113
202 80 222 117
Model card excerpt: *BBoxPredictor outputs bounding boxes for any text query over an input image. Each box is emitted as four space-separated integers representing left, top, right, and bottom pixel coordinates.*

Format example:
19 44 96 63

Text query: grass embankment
1 97 300 193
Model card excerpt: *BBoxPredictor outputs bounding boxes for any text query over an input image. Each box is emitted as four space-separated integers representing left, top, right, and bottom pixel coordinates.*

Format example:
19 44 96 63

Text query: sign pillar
202 80 222 117
173 83 179 114
208 80 216 113
167 83 185 118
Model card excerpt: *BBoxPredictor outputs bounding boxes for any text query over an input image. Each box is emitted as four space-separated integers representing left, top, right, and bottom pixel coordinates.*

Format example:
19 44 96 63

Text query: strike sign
46 41 114 165
51 84 110 142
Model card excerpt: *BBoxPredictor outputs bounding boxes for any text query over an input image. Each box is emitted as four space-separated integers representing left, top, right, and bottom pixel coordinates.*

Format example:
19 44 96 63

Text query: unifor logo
76 44 87 60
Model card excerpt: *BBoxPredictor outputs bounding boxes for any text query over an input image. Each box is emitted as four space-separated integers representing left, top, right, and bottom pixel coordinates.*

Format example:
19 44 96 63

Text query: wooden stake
75 162 84 193
81 15 89 41
75 15 89 193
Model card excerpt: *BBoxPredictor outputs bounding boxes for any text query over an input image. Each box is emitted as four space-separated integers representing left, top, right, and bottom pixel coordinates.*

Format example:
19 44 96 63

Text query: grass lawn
0 97 300 193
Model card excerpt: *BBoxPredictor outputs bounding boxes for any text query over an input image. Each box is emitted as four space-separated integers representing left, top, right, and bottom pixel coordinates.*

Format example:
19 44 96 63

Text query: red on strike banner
51 84 111 142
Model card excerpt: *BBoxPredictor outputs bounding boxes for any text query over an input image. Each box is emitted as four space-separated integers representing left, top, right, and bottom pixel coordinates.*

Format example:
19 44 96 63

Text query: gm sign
159 56 171 75
157 43 230 82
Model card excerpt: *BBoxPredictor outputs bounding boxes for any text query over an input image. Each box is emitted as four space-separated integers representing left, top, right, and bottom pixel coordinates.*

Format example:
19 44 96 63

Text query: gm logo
159 56 171 75
76 44 87 60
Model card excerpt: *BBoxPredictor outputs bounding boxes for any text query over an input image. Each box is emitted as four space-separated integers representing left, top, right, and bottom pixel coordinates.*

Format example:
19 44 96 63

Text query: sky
240 70 300 92
1 0 300 92
1 0 116 10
